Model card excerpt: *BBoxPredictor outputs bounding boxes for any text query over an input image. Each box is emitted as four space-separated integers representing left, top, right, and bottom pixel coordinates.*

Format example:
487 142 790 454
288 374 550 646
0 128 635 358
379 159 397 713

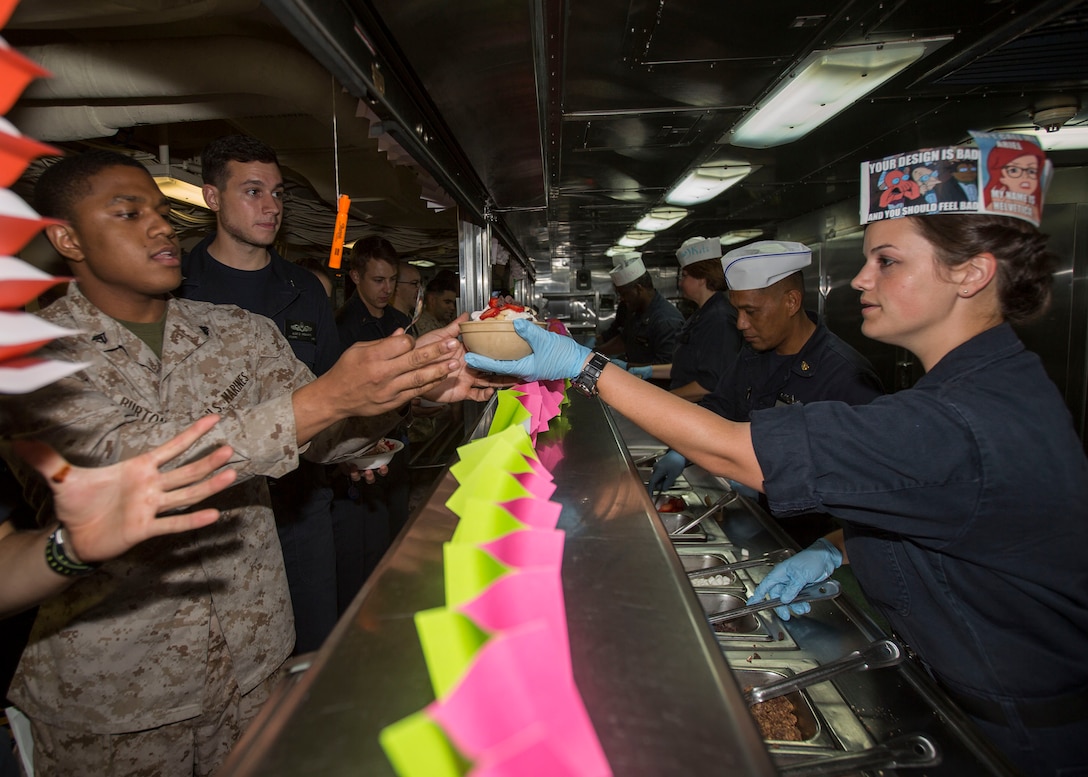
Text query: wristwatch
571 352 610 397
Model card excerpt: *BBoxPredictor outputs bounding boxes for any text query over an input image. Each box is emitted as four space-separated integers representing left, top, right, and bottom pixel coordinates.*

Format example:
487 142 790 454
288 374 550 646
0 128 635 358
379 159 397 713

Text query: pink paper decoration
482 529 565 571
457 568 569 673
428 624 609 776
500 497 561 530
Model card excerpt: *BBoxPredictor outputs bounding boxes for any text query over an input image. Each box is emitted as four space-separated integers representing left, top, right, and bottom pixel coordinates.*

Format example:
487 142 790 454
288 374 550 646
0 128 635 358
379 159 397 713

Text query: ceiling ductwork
5 26 459 257
7 0 262 30
10 36 376 205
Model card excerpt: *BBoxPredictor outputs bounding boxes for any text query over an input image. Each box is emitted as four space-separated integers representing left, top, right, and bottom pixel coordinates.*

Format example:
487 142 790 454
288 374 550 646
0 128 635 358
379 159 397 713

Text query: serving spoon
706 579 842 624
687 548 794 579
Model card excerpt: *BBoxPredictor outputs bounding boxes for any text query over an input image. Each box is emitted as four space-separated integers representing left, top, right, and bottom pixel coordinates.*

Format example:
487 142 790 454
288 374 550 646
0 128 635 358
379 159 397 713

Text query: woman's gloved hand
463 318 591 381
648 450 686 494
746 538 842 620
610 358 628 370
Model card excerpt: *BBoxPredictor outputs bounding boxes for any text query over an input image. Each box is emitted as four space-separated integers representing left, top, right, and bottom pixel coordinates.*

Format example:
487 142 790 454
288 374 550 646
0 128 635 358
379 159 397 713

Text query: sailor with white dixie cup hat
594 252 684 365
612 237 744 401
648 240 883 534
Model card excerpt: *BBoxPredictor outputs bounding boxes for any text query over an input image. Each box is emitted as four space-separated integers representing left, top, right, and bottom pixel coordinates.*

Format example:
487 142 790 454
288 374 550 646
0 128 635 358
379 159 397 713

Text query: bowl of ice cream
460 301 546 360
349 437 404 470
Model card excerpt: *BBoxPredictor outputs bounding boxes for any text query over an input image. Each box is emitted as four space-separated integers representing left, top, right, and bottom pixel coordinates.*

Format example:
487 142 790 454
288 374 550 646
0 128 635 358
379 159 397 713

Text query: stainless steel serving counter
220 394 777 776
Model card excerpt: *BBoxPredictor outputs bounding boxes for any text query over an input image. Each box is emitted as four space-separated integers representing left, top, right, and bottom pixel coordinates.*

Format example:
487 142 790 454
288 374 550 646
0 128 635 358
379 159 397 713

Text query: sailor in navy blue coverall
653 242 883 545
177 135 344 653
334 236 412 592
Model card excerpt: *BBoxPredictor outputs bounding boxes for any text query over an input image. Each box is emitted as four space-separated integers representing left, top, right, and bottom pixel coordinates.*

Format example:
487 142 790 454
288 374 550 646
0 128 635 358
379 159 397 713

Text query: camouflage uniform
0 285 396 750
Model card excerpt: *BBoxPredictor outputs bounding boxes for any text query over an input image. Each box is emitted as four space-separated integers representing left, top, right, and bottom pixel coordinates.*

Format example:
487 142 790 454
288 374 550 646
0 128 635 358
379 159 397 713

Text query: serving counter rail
221 393 1017 776
220 393 774 776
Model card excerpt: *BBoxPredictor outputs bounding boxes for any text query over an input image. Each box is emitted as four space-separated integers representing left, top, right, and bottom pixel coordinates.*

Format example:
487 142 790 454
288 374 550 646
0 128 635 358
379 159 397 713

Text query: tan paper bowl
349 438 404 470
460 319 545 360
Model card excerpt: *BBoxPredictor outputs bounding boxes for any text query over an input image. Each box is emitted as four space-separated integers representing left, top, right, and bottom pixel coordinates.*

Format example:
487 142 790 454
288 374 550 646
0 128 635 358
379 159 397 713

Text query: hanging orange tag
328 194 351 269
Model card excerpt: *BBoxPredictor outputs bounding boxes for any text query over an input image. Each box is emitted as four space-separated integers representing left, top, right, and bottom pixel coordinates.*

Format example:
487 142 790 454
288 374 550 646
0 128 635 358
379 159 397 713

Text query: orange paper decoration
327 193 351 270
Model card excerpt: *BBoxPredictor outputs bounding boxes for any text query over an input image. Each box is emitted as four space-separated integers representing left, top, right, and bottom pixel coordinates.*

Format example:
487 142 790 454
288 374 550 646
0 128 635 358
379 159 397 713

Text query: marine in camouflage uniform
0 284 398 775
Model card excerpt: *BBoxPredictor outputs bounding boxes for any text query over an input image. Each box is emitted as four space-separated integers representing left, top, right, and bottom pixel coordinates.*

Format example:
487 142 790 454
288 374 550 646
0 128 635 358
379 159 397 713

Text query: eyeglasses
1002 165 1039 179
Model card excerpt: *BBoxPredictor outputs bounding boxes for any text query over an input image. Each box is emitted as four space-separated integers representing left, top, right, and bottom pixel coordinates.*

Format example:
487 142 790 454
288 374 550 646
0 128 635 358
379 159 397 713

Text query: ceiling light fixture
153 176 209 210
635 207 688 232
720 229 763 246
408 259 436 267
985 124 1088 151
617 230 655 247
1027 125 1088 150
728 38 950 149
665 162 753 206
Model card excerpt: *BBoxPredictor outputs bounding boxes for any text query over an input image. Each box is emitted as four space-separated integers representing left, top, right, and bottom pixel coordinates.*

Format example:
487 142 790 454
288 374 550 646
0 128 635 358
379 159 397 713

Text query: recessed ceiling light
720 229 763 246
728 38 950 149
617 230 655 247
665 163 753 206
635 207 688 232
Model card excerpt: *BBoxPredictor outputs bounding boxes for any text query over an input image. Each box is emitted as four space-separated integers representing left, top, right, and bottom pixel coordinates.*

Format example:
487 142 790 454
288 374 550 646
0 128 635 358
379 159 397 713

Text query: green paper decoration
445 469 532 517
379 710 471 777
450 500 526 546
487 390 532 436
414 607 491 699
443 542 510 608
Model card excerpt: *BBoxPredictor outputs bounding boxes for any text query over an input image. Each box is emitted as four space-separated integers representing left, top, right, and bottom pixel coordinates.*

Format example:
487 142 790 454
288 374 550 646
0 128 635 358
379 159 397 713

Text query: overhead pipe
11 36 358 142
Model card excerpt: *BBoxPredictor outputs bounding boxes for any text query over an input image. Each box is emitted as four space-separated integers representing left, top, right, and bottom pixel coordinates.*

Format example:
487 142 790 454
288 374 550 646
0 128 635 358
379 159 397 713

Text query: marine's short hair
33 150 149 222
424 268 459 297
201 134 279 190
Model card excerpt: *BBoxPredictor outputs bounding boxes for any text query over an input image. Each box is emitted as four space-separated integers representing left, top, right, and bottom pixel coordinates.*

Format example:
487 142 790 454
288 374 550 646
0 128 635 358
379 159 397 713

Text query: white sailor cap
675 236 722 268
722 240 811 291
611 251 640 268
609 254 647 287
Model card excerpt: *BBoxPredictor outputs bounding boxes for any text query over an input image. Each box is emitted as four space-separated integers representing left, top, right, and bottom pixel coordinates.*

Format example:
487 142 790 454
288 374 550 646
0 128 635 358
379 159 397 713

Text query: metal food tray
725 657 875 758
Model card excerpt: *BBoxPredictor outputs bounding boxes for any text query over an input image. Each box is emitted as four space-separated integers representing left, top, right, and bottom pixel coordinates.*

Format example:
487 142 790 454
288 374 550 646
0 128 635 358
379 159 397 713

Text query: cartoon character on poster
911 165 939 204
937 158 979 202
972 130 1051 226
877 168 920 213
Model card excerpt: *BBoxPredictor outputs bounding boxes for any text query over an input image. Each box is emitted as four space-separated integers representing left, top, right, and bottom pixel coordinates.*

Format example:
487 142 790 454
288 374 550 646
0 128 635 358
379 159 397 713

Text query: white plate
349 438 404 470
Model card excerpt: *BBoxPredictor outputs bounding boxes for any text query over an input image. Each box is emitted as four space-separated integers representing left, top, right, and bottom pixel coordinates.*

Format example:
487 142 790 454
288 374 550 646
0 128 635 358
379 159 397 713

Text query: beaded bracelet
45 527 100 577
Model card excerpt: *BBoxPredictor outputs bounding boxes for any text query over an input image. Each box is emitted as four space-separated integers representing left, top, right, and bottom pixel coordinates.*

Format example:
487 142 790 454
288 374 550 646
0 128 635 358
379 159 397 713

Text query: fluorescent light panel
666 163 752 206
1000 125 1088 151
720 229 763 246
154 176 209 209
618 230 655 247
635 207 688 232
408 259 436 267
729 38 949 149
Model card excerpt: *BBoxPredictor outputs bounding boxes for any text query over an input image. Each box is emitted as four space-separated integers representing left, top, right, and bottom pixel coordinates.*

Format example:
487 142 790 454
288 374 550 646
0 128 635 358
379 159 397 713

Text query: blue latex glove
609 358 628 370
746 538 842 620
648 450 686 495
628 364 653 380
464 318 591 381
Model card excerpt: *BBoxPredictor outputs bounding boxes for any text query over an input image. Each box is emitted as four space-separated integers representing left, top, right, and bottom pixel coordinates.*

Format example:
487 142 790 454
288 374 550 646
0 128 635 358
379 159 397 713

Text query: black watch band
571 352 610 397
45 527 100 577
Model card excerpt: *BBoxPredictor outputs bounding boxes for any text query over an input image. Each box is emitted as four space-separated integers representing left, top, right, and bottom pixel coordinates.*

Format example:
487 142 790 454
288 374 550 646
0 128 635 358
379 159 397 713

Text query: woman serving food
463 132 1088 777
